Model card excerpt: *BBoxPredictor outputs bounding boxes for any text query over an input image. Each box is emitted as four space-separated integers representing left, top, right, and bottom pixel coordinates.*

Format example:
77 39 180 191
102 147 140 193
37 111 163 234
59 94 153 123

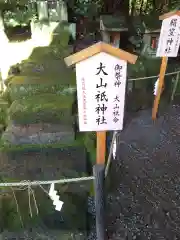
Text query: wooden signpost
152 10 180 120
65 42 137 240
64 42 137 240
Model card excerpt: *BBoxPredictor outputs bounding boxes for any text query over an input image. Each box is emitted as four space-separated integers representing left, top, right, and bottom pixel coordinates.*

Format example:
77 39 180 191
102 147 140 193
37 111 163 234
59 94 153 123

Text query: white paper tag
54 199 64 211
49 190 58 199
154 78 159 96
49 183 55 197
48 183 63 211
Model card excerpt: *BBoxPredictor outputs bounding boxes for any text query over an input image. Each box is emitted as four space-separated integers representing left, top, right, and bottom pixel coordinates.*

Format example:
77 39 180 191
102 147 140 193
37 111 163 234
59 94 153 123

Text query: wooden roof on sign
64 42 138 67
159 10 180 20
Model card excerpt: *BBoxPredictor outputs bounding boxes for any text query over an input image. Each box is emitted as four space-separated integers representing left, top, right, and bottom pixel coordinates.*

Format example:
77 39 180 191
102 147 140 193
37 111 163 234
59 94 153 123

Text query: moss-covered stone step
0 144 89 180
6 72 76 86
0 146 90 233
7 94 74 124
7 83 76 101
1 123 75 145
0 229 87 240
1 181 89 234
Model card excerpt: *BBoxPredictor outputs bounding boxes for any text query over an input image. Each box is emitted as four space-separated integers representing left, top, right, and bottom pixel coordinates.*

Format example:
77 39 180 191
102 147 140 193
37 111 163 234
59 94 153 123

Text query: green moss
0 99 9 127
8 94 74 124
9 82 75 99
78 132 96 165
0 184 55 230
6 69 76 85
1 90 12 105
0 136 83 152
8 83 67 101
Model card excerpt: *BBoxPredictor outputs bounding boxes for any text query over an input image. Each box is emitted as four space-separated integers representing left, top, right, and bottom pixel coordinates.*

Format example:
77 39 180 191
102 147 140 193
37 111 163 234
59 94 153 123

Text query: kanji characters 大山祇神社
95 62 108 125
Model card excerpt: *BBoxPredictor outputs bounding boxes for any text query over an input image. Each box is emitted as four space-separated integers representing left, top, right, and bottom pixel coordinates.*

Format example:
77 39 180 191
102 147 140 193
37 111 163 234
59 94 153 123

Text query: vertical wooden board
75 52 127 132
156 15 180 57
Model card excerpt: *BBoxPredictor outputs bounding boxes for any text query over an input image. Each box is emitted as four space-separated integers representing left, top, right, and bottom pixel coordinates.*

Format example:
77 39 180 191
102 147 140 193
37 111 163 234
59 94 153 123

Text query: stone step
0 144 90 233
8 82 76 101
7 93 75 124
0 144 88 181
1 123 75 145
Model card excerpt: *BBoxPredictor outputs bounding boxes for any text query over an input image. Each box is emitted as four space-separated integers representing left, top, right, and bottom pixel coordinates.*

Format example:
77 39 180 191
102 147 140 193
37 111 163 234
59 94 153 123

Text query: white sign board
76 52 127 132
156 15 180 57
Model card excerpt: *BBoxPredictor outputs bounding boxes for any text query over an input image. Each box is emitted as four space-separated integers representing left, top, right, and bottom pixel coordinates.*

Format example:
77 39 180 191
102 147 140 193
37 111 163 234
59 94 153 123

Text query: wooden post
93 164 105 240
152 56 168 120
96 131 106 164
64 42 137 240
152 10 180 119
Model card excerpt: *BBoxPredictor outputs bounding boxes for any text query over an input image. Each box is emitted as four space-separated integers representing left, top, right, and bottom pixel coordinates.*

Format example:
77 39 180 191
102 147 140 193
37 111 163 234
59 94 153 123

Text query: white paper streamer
154 78 159 96
49 183 64 211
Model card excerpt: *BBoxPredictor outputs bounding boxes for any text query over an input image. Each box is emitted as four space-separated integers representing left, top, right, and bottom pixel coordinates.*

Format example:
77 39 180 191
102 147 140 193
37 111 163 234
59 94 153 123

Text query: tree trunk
152 0 156 9
113 0 129 16
103 0 114 13
130 0 136 16
140 0 144 14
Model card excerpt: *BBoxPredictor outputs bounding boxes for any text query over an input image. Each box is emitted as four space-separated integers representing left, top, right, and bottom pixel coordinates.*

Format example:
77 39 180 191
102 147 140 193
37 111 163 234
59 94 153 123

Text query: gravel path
107 106 180 239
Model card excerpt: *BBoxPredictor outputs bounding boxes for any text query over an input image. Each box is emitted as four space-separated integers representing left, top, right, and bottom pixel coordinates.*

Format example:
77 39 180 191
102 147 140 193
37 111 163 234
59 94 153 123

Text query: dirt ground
107 105 180 240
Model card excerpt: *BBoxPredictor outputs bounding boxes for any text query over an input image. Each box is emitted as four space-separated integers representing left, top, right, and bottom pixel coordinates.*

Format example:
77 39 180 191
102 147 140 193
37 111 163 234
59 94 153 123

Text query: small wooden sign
64 42 137 240
156 11 180 57
152 11 180 120
65 42 137 132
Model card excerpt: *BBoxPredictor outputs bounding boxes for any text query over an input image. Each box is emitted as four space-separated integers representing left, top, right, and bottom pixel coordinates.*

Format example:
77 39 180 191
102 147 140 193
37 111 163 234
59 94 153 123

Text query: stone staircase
0 33 95 234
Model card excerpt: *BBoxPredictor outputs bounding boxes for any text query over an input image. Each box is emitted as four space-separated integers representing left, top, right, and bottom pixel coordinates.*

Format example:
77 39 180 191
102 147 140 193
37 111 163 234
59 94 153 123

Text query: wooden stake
96 131 106 164
152 56 168 120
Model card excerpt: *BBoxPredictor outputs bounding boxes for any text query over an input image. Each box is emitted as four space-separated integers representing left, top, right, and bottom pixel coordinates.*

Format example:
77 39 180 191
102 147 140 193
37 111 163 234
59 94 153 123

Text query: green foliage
128 56 147 78
51 25 70 48
83 132 96 164
74 0 102 18
3 7 32 26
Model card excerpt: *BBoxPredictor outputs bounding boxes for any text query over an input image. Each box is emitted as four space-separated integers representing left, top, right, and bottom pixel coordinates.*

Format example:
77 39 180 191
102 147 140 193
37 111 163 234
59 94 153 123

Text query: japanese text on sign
95 62 108 126
156 15 180 57
75 52 127 132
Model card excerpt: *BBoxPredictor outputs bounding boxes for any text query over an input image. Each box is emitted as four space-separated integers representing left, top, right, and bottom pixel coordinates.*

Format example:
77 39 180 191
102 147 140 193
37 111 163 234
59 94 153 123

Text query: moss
8 83 69 101
6 69 76 85
77 131 96 165
0 99 9 127
0 184 55 230
1 90 12 105
8 94 74 124
0 135 84 152
8 83 75 101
